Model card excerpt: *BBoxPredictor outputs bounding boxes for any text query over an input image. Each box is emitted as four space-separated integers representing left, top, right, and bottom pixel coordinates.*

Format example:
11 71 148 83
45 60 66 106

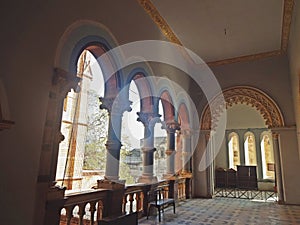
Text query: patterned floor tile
139 198 300 225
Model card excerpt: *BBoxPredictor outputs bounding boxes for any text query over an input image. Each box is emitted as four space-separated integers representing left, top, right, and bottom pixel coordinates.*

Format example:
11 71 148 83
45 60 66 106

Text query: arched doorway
200 86 284 200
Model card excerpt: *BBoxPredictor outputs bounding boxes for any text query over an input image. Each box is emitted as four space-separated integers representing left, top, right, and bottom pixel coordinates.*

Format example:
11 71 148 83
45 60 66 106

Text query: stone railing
60 189 109 225
55 176 192 225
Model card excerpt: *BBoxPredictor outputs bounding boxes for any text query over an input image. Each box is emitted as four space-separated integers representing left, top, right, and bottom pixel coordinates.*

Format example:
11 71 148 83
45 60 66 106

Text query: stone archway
201 86 285 130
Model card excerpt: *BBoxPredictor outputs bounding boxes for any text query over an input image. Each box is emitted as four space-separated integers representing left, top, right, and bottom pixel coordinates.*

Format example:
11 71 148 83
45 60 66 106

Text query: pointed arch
201 86 285 130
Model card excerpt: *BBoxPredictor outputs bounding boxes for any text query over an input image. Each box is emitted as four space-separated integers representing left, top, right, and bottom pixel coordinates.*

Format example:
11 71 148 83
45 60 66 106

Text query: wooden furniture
146 187 175 222
98 212 138 225
236 165 258 190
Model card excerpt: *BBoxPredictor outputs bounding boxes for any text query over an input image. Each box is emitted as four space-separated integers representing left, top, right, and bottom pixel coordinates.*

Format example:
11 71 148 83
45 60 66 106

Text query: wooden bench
146 187 175 222
98 212 138 225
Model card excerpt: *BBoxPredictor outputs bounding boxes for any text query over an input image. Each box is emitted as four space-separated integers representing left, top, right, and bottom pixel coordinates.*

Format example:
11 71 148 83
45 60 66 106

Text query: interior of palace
1 0 300 224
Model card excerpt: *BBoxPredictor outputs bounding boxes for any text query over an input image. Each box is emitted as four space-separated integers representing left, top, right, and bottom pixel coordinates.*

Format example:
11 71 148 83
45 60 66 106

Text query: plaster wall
0 1 164 224
288 0 300 158
211 55 295 126
276 127 300 204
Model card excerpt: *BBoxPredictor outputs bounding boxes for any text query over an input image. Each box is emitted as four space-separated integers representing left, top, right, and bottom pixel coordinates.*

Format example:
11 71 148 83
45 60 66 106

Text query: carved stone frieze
201 86 285 130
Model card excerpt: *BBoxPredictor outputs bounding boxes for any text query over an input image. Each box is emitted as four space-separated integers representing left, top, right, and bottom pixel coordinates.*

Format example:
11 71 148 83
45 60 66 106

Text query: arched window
120 79 143 184
154 99 167 180
56 49 108 190
244 132 257 166
228 132 240 170
261 133 275 179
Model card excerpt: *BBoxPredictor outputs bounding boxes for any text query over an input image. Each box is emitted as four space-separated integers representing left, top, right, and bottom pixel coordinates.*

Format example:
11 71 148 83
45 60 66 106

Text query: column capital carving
100 97 132 115
141 147 156 153
137 111 161 126
163 120 181 133
53 68 81 96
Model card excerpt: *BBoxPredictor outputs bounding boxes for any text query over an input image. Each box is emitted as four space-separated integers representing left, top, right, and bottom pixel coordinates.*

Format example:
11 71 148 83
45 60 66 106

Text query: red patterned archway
201 86 285 130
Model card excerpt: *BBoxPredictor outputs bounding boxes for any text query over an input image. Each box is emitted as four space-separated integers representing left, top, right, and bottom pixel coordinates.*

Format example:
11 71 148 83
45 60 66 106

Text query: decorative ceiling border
138 0 294 66
137 0 182 46
207 50 281 67
281 0 294 52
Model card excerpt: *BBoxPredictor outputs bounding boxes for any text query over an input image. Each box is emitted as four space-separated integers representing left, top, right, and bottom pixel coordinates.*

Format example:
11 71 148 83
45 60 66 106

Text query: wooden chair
146 187 175 222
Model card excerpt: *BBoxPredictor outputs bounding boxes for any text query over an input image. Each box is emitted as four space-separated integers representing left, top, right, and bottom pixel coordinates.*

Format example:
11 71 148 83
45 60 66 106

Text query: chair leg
173 203 176 214
147 205 150 219
158 207 161 222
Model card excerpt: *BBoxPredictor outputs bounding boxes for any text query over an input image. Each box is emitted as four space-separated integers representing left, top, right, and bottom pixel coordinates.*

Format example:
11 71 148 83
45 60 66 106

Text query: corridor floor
138 197 300 225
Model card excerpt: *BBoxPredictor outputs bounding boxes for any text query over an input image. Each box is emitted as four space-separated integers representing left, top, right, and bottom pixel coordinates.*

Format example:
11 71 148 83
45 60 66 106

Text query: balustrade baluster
78 203 86 225
122 194 127 214
129 193 134 213
66 206 73 225
89 202 96 225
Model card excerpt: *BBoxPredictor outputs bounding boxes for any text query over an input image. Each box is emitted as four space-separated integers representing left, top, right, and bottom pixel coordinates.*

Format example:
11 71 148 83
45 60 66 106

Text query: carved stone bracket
201 86 285 130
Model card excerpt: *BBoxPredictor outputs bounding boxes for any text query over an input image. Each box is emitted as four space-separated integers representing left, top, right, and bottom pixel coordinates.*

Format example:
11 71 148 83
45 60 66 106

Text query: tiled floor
139 198 300 225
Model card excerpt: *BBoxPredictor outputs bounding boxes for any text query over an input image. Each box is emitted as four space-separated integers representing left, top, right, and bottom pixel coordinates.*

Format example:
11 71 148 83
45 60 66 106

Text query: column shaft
272 132 284 203
164 121 180 177
137 112 160 183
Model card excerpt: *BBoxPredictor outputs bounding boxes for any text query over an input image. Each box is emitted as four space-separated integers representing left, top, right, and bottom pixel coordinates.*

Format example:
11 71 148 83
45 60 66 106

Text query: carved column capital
53 68 81 96
100 97 132 115
137 111 161 126
163 120 181 133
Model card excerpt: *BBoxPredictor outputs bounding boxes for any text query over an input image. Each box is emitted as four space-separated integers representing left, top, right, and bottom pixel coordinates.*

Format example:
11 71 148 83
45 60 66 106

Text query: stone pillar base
97 179 125 189
97 179 125 217
163 173 176 179
137 175 158 184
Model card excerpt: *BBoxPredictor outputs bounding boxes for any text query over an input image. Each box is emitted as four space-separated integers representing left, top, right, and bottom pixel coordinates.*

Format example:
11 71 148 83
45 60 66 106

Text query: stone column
137 112 160 183
181 129 192 174
164 121 180 177
254 131 263 180
205 131 214 198
238 130 245 165
175 130 183 173
272 132 284 203
100 97 131 181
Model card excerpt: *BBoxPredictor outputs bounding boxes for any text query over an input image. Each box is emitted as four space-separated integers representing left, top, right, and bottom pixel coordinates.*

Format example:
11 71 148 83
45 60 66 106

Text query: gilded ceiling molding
207 50 281 67
281 0 294 52
137 0 182 46
138 0 294 66
201 86 285 130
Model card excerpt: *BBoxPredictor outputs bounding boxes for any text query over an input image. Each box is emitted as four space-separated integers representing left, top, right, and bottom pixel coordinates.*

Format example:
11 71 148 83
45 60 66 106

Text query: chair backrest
148 187 165 205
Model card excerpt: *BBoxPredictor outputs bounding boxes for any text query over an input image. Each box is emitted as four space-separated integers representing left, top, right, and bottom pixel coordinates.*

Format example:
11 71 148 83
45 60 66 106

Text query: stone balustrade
57 176 191 225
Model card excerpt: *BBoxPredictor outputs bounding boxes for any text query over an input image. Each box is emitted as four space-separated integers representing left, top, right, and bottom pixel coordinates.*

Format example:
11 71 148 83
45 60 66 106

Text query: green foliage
83 90 136 184
83 90 108 170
